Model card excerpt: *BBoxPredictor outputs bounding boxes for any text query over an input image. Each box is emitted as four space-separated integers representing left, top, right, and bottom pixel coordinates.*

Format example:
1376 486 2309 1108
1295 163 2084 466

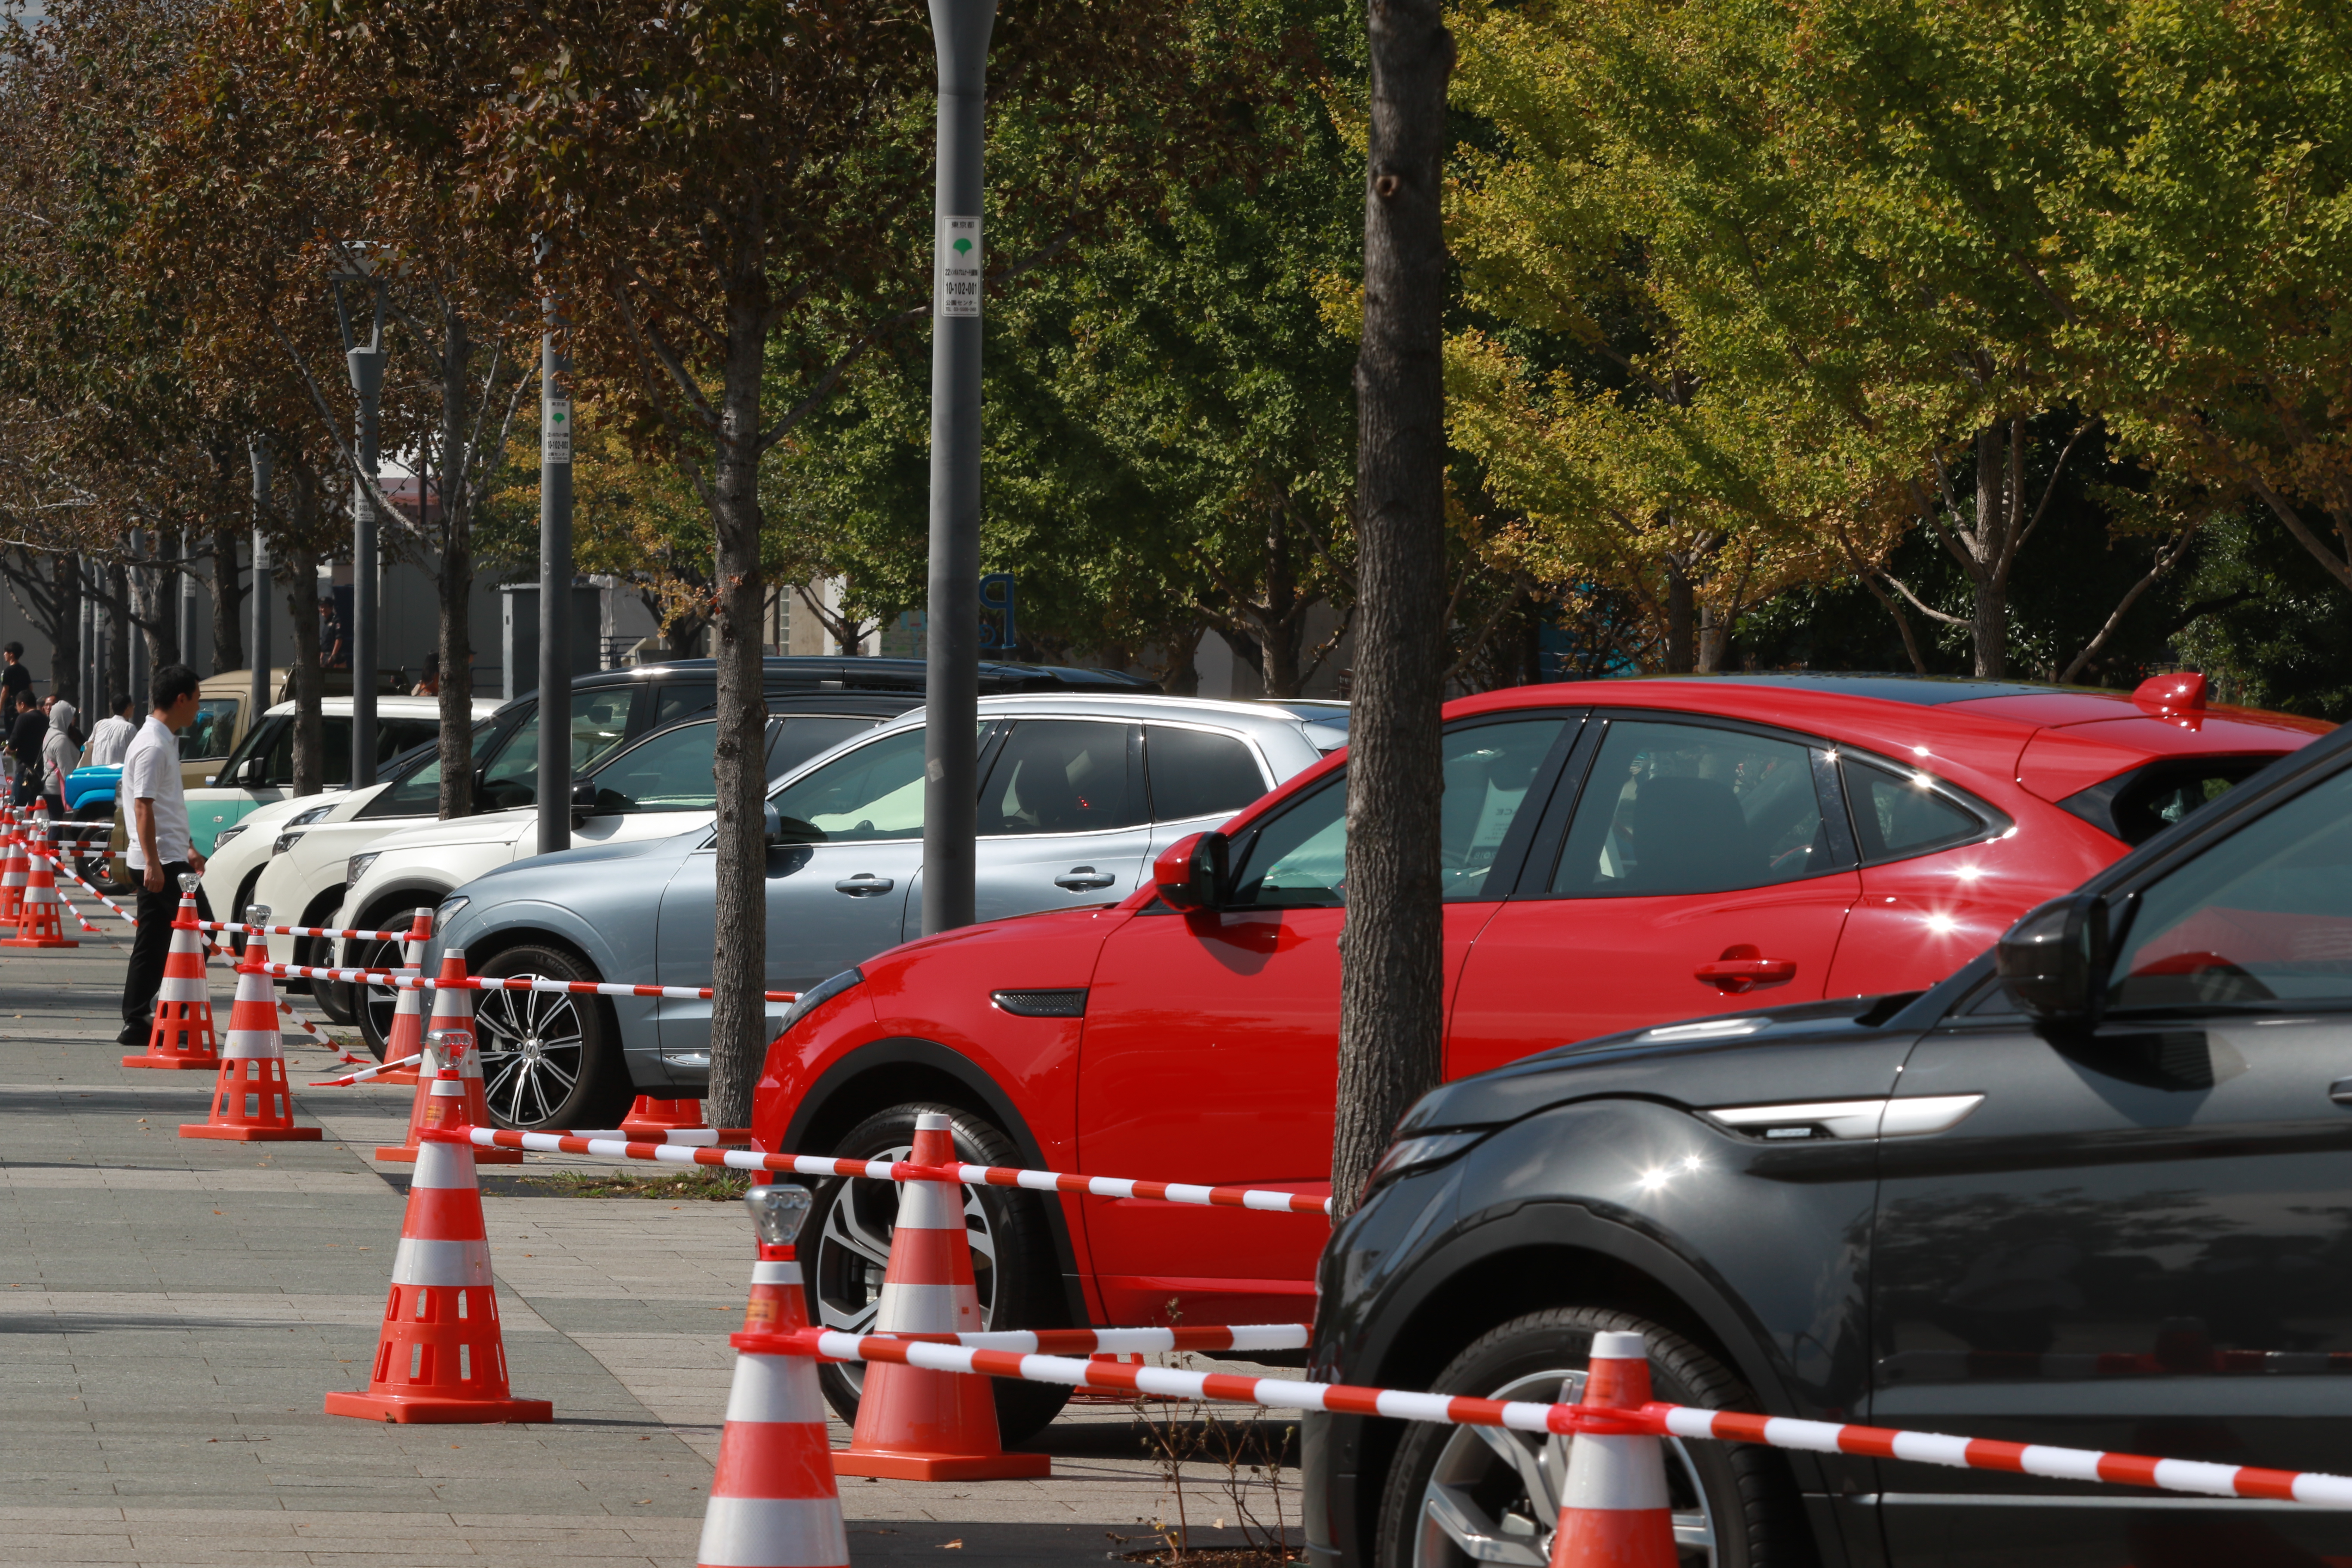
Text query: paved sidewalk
0 942 1305 1566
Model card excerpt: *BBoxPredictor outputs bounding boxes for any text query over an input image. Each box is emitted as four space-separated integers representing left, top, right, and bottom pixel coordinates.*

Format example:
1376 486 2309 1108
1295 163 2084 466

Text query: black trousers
121 863 214 1039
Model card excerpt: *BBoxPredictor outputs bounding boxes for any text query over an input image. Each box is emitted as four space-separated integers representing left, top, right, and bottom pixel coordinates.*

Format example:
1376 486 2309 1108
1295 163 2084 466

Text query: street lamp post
249 437 272 726
537 266 574 858
330 250 388 789
178 529 196 670
918 0 996 938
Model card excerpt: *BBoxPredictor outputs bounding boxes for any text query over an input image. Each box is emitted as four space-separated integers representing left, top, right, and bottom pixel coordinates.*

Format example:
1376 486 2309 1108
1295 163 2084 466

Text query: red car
751 672 2325 1433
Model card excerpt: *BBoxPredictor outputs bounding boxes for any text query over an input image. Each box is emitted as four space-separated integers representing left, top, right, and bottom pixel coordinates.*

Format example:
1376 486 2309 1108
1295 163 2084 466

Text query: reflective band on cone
180 950 321 1142
1549 1331 1677 1568
327 1071 552 1424
833 1112 1048 1482
3 805 74 947
125 889 220 1070
377 948 520 1164
374 909 434 1087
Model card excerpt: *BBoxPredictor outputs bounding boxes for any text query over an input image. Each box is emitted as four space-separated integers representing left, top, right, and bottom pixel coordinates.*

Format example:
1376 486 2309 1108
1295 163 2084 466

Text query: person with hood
40 698 78 820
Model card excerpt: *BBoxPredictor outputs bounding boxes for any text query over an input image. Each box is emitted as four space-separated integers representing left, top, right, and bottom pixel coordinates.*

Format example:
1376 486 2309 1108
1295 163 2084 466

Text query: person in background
117 666 211 1047
411 651 440 698
0 643 30 715
7 690 46 808
82 695 136 767
40 698 77 819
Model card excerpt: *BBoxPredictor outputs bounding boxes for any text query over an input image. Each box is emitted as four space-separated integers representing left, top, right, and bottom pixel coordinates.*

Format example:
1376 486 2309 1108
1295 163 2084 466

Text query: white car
184 696 462 859
327 697 915 1050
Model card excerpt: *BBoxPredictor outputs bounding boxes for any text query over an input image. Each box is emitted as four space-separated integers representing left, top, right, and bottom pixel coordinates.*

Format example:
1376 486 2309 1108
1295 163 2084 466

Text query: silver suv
429 693 1343 1129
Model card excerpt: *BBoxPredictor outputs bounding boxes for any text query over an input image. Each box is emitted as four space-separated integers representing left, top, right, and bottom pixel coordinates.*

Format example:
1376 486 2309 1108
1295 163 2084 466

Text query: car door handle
1696 943 1797 992
834 874 895 896
2330 1078 2352 1106
1054 866 1117 891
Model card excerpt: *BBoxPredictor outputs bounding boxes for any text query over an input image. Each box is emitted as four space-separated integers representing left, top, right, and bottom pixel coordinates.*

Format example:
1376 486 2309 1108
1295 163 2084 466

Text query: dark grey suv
1308 718 2352 1567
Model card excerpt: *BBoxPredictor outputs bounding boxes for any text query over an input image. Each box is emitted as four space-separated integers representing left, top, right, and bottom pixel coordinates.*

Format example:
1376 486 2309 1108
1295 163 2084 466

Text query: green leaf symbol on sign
952 238 974 256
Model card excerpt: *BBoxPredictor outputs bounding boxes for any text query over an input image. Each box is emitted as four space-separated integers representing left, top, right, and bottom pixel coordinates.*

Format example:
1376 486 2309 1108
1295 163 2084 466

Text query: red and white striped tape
198 919 410 942
57 863 137 927
872 1323 1308 1355
788 1331 2352 1507
449 1126 1333 1216
261 959 803 1006
310 1052 423 1087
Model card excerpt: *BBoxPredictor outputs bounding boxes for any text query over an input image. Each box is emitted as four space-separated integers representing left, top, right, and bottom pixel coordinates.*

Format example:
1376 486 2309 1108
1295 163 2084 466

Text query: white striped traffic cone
3 802 74 947
697 1184 849 1568
123 876 220 1069
832 1111 1047 1481
374 908 434 1086
377 947 519 1164
181 921 321 1142
0 803 26 926
326 1069 551 1424
1549 1331 1677 1568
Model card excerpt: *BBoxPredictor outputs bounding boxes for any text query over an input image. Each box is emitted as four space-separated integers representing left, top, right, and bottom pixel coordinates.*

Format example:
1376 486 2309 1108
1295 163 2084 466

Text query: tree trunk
285 542 325 798
127 533 180 674
1662 557 1695 673
50 554 80 707
437 313 476 820
704 289 774 1131
105 562 129 707
1330 0 1453 1225
210 519 245 674
1969 421 2013 678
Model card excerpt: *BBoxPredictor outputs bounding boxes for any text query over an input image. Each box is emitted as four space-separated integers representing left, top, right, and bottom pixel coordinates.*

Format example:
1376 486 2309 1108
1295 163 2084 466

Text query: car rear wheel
466 943 634 1131
1375 1307 1807 1568
807 1102 1072 1446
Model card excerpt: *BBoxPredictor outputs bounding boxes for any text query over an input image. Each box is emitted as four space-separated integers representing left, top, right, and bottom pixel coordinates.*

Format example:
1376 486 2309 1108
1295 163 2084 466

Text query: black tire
225 870 265 958
350 910 428 1059
807 1102 1073 1446
466 943 634 1131
1375 1306 1810 1568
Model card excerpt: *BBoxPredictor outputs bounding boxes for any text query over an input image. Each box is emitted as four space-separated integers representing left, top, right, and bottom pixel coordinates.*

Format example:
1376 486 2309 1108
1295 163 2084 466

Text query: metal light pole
331 252 387 788
178 529 197 671
918 0 995 938
536 267 574 856
249 437 273 726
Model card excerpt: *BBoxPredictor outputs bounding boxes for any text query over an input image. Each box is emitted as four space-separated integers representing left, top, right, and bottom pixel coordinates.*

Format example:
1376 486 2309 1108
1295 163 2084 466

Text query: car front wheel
807 1102 1072 1446
1375 1307 1808 1568
466 943 634 1131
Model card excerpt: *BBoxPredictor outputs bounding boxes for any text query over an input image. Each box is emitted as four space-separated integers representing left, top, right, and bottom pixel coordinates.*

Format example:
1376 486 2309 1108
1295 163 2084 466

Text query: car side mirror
1996 892 2111 1025
571 779 597 811
1152 831 1228 912
763 801 784 846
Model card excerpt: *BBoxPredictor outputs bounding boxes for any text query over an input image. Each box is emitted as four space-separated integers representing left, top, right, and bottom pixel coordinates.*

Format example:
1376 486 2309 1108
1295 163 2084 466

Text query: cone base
180 1124 324 1141
1 935 74 948
831 1449 1051 1481
325 1390 553 1424
374 1144 524 1164
122 1054 221 1070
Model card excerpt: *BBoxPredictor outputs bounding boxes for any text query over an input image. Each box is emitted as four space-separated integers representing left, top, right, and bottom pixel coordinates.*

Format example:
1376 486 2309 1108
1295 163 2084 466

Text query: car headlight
212 824 247 849
774 968 864 1040
271 830 305 856
432 895 469 937
288 804 337 828
1359 1129 1491 1204
346 852 380 885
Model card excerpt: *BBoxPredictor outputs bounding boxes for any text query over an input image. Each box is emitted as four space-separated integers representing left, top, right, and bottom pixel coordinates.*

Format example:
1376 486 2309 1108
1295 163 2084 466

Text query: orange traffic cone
326 1070 552 1424
697 1183 850 1568
124 875 220 1070
1548 1331 1677 1568
377 948 520 1164
833 1111 1049 1481
0 803 25 928
181 919 322 1142
4 806 74 948
374 908 435 1087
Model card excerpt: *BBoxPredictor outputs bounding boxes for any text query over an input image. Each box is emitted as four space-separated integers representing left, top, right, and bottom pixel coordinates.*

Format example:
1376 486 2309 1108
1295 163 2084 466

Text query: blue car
63 765 120 816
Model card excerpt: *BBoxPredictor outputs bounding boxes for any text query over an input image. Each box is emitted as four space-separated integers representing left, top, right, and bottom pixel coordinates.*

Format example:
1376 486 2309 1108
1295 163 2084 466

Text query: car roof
864 692 1337 733
504 655 1157 702
263 697 498 719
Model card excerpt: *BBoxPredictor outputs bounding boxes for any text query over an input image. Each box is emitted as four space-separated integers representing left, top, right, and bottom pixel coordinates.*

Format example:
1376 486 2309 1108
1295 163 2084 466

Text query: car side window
570 689 639 771
1840 754 1986 861
585 721 718 813
1144 726 1267 823
359 721 508 818
1552 720 1831 896
770 727 929 842
2110 766 2352 1012
650 683 713 729
179 697 241 761
768 716 882 780
1229 717 1569 908
980 720 1140 835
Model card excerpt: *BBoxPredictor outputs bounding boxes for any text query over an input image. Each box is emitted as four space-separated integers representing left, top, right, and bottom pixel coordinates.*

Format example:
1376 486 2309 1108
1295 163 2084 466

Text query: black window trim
1511 709 1859 900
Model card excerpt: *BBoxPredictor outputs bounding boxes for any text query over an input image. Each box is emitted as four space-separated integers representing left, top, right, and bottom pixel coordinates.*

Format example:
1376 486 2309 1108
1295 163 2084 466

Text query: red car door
1451 713 1862 1073
1076 714 1577 1326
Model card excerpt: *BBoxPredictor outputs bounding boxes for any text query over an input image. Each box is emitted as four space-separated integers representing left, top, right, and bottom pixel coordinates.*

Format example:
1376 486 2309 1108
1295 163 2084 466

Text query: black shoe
117 1024 148 1047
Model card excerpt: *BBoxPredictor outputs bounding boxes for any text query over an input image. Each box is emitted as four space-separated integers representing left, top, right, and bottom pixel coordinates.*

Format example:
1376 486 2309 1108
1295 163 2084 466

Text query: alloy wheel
470 980 588 1128
812 1141 999 1397
1412 1367 1718 1567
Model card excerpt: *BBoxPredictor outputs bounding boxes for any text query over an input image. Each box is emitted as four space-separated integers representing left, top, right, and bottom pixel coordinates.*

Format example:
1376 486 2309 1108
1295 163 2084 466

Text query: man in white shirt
118 667 213 1047
82 695 136 768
